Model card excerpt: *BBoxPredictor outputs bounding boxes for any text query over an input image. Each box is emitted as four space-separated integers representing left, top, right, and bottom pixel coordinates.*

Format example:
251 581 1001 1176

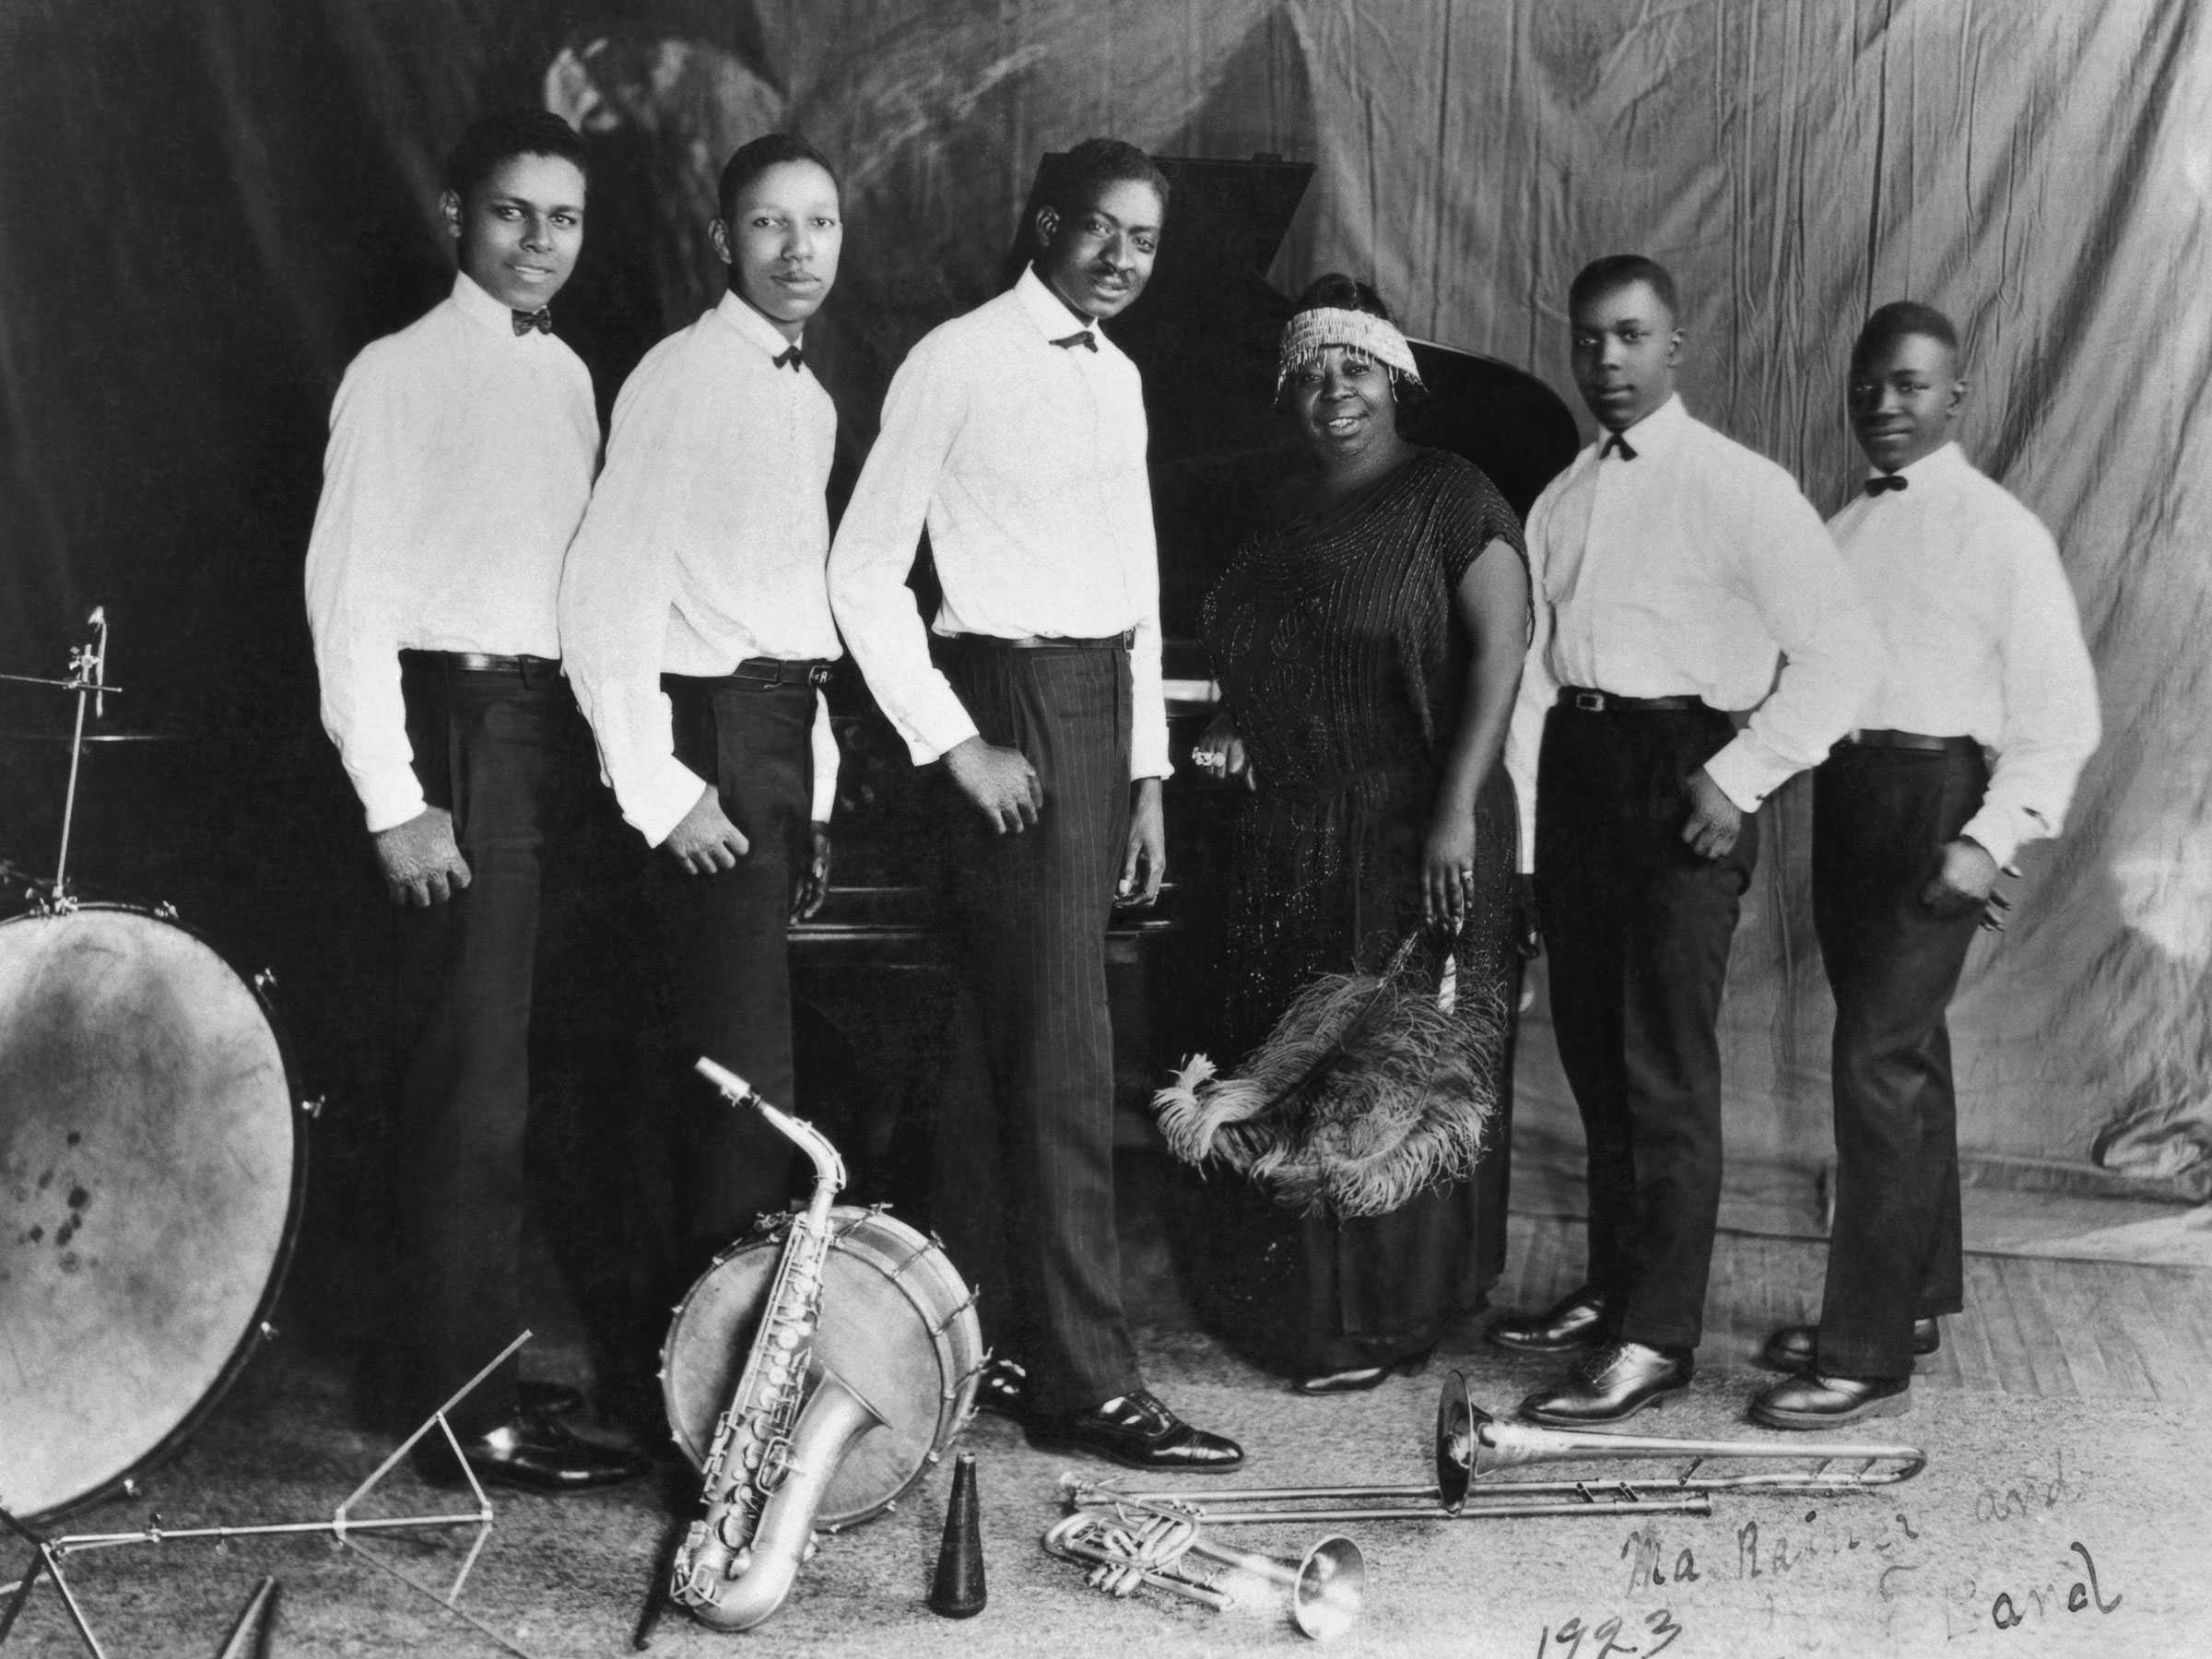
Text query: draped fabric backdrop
3 0 2206 1192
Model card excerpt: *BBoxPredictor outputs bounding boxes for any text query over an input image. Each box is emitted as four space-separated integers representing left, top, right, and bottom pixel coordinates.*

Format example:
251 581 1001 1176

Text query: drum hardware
0 607 121 904
1041 1502 1365 1640
0 1334 546 1659
253 968 276 994
1065 1371 1924 1532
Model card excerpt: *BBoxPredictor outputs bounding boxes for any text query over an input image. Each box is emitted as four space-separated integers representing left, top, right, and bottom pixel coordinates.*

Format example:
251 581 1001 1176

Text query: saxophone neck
694 1057 847 1195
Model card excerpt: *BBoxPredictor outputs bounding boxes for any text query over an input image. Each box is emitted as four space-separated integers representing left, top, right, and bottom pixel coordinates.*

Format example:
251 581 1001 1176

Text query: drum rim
2 901 311 1527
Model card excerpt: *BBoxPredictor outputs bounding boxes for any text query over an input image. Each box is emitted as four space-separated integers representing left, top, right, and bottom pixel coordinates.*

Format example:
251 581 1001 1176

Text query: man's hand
945 735 1042 834
1680 767 1745 862
1421 812 1479 930
1117 778 1167 908
664 784 749 875
1192 713 1255 790
792 823 833 921
1921 836 2000 922
1512 873 1543 959
373 806 471 907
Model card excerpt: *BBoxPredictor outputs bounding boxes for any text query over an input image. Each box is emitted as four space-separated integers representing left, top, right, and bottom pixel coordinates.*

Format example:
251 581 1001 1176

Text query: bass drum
662 1206 983 1530
0 903 304 1524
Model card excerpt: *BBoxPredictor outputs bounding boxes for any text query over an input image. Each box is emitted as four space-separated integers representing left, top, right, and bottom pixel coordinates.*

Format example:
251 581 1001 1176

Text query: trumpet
1042 1495 1365 1640
1066 1371 1924 1527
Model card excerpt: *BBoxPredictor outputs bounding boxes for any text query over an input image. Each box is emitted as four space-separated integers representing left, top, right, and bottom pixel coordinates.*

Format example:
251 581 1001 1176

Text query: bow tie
773 346 804 372
1601 432 1638 462
1052 330 1099 352
512 308 552 336
1864 473 1908 495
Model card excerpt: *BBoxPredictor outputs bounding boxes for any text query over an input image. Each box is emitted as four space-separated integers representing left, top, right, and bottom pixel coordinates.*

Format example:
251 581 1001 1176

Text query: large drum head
0 907 300 1524
664 1207 982 1529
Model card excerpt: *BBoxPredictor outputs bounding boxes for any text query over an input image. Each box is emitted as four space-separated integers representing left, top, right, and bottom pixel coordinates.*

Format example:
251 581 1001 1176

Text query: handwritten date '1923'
1535 1608 1685 1658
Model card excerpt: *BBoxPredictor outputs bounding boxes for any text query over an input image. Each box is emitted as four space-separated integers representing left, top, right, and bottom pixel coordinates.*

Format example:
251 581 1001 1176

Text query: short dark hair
1045 137 1171 221
1282 272 1429 410
1853 300 1960 365
443 110 589 199
717 133 841 225
1569 253 1678 318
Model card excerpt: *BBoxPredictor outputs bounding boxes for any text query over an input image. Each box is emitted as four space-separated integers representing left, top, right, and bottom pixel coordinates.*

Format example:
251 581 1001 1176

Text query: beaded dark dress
1200 446 1524 1370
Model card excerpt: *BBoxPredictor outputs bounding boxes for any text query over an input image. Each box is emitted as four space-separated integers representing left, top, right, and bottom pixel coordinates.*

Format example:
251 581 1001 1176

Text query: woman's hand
1193 712 1256 790
1422 811 1480 930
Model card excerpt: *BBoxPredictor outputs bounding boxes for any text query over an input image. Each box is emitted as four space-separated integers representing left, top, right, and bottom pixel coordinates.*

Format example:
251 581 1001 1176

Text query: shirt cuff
631 761 714 850
1959 806 2030 870
359 769 429 836
1700 735 1799 816
905 707 981 768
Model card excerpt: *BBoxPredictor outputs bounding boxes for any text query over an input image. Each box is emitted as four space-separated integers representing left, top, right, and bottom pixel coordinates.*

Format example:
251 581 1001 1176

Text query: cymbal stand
0 606 121 910
0 1332 543 1659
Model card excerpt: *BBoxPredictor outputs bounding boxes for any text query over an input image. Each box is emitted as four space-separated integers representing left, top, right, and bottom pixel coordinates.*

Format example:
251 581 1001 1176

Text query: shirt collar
1014 265 1108 346
1867 438 1964 488
714 288 804 359
451 270 534 337
1601 391 1688 461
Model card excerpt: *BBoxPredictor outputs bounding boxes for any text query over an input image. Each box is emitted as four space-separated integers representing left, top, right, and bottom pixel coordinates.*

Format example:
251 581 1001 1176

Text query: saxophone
671 1058 888 1631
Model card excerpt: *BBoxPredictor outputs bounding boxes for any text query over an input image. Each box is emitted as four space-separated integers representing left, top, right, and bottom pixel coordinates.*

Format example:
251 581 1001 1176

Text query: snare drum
661 1206 982 1530
0 903 304 1524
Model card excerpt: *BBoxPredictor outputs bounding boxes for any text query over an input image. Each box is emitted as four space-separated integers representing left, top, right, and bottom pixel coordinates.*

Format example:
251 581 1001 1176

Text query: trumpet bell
1288 1535 1365 1641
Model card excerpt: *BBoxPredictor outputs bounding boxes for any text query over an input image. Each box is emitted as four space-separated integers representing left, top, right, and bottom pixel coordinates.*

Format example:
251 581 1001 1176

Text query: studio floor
7 1167 2212 1659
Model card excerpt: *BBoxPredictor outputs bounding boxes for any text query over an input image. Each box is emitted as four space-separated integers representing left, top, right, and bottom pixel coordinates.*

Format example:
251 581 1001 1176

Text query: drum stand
0 605 118 911
0 1334 544 1659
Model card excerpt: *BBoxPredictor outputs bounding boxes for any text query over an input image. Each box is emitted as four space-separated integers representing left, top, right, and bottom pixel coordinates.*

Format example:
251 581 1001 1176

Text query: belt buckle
1571 689 1606 712
808 663 833 687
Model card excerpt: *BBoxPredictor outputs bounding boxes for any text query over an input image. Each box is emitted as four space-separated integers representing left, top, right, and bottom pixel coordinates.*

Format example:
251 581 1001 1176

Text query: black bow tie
1865 473 1908 495
1052 330 1098 352
1601 432 1638 462
512 308 551 336
773 346 804 372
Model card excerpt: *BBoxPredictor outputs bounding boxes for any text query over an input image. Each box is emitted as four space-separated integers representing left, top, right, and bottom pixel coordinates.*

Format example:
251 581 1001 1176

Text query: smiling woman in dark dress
1194 274 1531 1393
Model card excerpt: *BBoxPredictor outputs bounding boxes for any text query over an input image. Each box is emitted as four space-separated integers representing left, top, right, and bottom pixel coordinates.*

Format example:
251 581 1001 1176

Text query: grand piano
786 155 1581 1217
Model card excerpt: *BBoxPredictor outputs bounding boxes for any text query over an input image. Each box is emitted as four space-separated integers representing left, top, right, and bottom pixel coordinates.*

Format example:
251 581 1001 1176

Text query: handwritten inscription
1618 1508 1926 1599
1534 1608 1686 1658
1972 1452 2087 1524
1941 1542 2121 1639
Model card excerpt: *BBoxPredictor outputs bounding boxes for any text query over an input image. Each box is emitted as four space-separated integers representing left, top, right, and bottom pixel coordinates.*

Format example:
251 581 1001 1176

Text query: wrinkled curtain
3 0 2206 1188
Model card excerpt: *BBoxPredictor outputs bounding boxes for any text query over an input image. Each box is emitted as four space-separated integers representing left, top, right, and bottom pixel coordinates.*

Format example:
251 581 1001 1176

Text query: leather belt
404 650 559 674
733 656 835 687
1840 728 1981 755
941 629 1135 652
1558 687 1703 713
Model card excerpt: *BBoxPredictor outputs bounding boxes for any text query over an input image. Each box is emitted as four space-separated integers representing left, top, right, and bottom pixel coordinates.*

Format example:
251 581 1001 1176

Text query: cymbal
0 729 176 743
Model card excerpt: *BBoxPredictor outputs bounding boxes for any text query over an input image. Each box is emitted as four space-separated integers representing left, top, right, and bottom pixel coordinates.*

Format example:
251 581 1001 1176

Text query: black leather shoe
1487 1286 1610 1354
974 1357 1033 1422
1749 1371 1911 1430
1030 1389 1244 1472
415 1414 653 1494
1292 1347 1433 1395
517 1380 586 1419
1760 1319 1939 1372
1519 1340 1692 1427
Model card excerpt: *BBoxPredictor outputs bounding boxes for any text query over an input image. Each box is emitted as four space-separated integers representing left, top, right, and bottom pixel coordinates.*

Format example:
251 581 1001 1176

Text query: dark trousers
394 654 597 1432
1535 702 1757 1350
1811 744 1988 1377
659 671 817 1259
931 641 1142 1417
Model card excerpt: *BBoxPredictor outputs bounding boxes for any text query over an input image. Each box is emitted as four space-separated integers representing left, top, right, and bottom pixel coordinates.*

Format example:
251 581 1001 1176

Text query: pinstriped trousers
932 639 1144 1417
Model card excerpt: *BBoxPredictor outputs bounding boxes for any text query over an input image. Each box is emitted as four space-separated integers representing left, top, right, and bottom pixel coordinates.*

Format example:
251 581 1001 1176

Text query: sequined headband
1275 306 1424 397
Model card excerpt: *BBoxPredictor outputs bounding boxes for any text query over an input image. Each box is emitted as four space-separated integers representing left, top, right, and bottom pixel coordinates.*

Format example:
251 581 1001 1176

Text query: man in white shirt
1751 302 2100 1428
304 111 646 1491
828 139 1239 1472
559 135 844 1303
1493 255 1880 1426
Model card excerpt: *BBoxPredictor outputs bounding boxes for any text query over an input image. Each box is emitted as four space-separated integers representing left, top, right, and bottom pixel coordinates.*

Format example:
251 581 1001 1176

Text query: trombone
1065 1371 1925 1527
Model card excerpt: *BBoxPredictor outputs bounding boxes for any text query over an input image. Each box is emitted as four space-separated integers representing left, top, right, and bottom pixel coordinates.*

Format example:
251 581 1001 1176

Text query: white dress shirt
1827 441 2100 866
304 272 599 833
827 266 1171 780
559 291 842 844
1504 394 1880 869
